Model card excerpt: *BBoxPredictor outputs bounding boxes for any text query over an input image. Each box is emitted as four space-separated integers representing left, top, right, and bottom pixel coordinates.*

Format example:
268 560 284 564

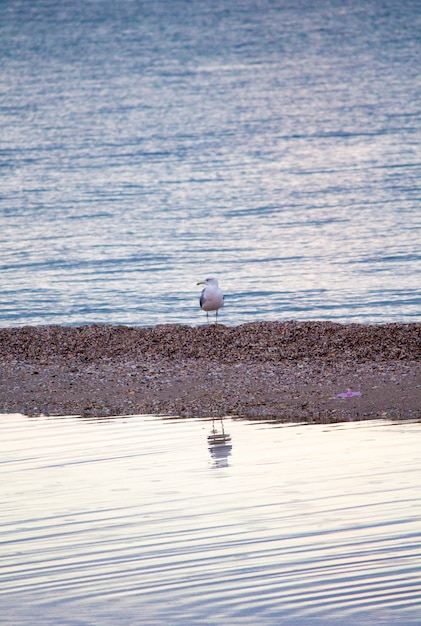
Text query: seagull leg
215 310 218 325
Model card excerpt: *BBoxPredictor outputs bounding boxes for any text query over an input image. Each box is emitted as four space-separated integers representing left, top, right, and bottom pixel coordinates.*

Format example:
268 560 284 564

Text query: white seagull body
197 277 224 324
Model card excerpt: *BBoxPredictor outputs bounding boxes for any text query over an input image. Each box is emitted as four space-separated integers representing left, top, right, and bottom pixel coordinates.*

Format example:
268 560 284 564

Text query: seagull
197 276 224 324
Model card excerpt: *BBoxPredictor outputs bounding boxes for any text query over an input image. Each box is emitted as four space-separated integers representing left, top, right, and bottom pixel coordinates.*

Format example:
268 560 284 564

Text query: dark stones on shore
0 321 419 364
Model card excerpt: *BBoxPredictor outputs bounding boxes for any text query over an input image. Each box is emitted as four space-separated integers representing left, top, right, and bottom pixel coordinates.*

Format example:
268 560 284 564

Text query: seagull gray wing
199 288 206 309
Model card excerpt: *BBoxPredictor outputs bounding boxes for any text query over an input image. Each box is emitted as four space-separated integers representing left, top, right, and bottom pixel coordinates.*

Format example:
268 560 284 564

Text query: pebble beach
1 321 420 422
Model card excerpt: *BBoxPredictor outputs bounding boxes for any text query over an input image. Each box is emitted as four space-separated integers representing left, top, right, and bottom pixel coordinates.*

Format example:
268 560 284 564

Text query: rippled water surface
1 0 420 326
1 414 420 625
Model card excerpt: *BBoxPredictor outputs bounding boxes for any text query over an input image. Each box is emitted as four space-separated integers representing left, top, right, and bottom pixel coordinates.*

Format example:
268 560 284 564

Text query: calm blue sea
1 0 420 327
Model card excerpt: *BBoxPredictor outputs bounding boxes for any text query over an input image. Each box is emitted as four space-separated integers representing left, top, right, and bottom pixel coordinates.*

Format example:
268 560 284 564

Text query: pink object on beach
333 390 362 399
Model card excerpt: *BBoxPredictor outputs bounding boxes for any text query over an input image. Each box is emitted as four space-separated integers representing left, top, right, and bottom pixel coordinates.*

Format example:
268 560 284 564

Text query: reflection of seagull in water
208 416 232 468
197 276 224 324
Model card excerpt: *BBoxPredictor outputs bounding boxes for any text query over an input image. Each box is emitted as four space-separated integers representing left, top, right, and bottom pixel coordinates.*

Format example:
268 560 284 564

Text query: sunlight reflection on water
0 414 420 625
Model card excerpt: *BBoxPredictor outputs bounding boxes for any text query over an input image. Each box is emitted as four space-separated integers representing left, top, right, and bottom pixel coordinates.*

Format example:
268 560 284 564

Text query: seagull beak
196 281 204 286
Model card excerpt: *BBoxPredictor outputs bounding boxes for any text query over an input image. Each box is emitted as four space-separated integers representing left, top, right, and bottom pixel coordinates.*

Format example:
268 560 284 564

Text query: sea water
1 0 420 327
0 414 420 625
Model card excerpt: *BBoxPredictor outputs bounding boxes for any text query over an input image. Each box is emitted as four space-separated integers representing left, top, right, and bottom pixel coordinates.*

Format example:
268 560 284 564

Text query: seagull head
197 276 219 287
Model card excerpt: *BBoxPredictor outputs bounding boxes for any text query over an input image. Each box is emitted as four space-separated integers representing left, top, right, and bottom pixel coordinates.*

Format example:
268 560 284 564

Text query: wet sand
0 322 420 422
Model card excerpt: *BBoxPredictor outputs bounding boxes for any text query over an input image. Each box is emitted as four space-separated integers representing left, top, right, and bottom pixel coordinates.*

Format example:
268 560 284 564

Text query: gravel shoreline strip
1 322 420 422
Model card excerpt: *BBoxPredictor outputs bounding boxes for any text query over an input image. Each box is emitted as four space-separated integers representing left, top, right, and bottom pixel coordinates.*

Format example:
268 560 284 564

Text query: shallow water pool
1 414 420 625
